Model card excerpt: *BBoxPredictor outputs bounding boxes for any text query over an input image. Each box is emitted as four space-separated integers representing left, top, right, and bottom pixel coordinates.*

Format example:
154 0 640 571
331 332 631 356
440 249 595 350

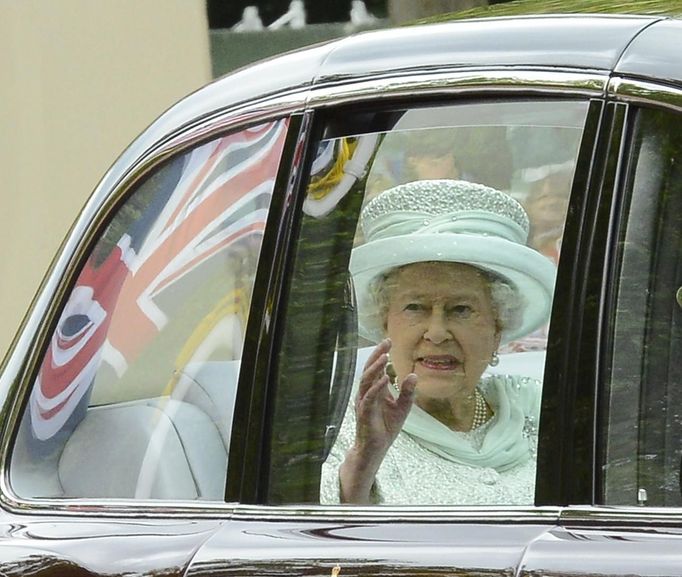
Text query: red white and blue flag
30 119 288 441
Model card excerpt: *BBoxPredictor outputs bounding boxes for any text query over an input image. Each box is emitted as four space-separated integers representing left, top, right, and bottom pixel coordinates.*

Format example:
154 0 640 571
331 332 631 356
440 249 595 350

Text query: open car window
268 99 590 505
10 119 289 501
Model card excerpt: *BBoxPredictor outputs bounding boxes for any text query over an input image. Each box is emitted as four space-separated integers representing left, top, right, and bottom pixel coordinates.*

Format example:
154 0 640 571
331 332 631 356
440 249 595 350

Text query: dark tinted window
603 107 682 506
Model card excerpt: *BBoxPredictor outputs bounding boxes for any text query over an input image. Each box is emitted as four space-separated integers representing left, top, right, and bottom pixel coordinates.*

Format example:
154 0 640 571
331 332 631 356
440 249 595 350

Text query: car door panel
186 518 557 577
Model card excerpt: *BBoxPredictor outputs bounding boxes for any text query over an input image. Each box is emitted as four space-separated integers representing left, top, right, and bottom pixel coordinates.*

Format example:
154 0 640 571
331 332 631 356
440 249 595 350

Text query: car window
602 106 682 507
267 99 589 505
10 119 289 501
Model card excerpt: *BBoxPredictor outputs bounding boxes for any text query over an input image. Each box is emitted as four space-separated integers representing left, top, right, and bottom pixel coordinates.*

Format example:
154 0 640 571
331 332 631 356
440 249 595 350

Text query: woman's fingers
359 371 416 415
364 339 391 370
357 339 392 397
357 353 387 397
360 373 390 405
395 373 417 412
355 340 418 435
364 338 391 369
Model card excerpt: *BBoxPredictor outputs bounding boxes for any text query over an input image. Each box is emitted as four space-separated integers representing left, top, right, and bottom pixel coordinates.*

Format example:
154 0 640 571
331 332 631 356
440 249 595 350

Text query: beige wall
0 0 211 358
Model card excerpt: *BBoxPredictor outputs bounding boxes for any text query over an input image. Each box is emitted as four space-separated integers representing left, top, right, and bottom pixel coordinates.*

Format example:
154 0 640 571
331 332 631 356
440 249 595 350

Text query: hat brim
350 234 556 344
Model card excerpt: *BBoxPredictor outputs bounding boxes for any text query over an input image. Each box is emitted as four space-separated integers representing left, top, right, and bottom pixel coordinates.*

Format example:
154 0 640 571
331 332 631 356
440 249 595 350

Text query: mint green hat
350 179 556 344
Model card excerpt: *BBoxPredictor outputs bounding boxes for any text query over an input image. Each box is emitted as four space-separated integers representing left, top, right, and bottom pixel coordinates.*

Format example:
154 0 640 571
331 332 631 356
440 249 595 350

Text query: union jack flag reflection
29 119 288 443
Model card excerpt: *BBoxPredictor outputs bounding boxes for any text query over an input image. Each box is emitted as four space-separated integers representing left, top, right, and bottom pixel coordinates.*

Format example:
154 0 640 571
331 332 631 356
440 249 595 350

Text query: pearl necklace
470 388 489 430
390 381 489 431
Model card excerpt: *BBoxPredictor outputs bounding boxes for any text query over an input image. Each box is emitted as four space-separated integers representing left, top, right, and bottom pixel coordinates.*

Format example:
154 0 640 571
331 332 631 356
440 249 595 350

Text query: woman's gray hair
367 263 526 338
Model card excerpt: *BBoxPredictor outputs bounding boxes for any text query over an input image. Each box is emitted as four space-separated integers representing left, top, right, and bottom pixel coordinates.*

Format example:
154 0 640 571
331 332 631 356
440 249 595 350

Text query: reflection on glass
605 108 682 507
286 100 588 505
12 119 288 501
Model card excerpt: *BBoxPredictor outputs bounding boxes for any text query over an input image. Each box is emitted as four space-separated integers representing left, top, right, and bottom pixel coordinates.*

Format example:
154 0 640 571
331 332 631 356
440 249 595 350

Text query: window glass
603 107 682 507
11 119 289 501
269 100 589 506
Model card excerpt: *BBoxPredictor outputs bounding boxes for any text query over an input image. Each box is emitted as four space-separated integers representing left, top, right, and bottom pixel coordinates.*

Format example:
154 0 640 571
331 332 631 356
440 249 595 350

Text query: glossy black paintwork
520 525 682 577
0 517 223 575
186 520 552 577
315 16 658 81
227 113 310 504
616 19 682 85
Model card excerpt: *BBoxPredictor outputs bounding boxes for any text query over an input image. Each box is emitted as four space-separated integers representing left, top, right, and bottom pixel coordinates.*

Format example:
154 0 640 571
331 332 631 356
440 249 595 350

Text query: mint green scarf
400 374 540 472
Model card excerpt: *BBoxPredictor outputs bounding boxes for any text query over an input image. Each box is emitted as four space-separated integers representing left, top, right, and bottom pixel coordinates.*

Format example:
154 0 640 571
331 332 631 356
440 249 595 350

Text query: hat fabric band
366 210 527 244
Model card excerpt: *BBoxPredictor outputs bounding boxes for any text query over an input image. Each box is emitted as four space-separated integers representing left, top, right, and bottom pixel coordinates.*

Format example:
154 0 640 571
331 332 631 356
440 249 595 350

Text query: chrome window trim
1 496 239 519
231 504 562 524
0 66 606 519
308 69 607 108
608 77 682 113
0 496 565 522
562 505 682 527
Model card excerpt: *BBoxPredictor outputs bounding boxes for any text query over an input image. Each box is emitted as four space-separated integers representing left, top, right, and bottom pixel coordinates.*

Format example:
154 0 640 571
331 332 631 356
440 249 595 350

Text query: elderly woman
320 179 556 505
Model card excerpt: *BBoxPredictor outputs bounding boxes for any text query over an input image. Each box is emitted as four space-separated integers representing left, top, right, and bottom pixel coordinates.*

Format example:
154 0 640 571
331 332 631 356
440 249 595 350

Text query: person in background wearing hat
320 179 556 505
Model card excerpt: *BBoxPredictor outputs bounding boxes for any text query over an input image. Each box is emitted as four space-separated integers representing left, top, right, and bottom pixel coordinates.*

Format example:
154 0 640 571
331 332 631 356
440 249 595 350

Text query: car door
182 74 608 575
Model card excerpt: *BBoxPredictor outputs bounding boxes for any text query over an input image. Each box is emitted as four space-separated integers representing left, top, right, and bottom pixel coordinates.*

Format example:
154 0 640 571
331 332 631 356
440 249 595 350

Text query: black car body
1 13 682 576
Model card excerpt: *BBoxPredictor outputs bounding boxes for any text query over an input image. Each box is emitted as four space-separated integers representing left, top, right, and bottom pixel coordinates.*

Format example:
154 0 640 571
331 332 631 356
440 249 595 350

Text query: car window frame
0 106 307 516
558 78 682 525
256 81 610 515
598 95 682 508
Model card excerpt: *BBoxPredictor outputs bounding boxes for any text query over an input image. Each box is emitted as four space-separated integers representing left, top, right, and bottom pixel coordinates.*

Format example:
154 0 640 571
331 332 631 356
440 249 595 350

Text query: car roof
615 18 682 85
95 14 679 200
315 15 663 82
180 14 680 117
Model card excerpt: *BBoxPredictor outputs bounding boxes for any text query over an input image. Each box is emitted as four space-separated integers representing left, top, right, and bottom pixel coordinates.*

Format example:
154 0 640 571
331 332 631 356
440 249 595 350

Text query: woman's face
384 262 500 403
